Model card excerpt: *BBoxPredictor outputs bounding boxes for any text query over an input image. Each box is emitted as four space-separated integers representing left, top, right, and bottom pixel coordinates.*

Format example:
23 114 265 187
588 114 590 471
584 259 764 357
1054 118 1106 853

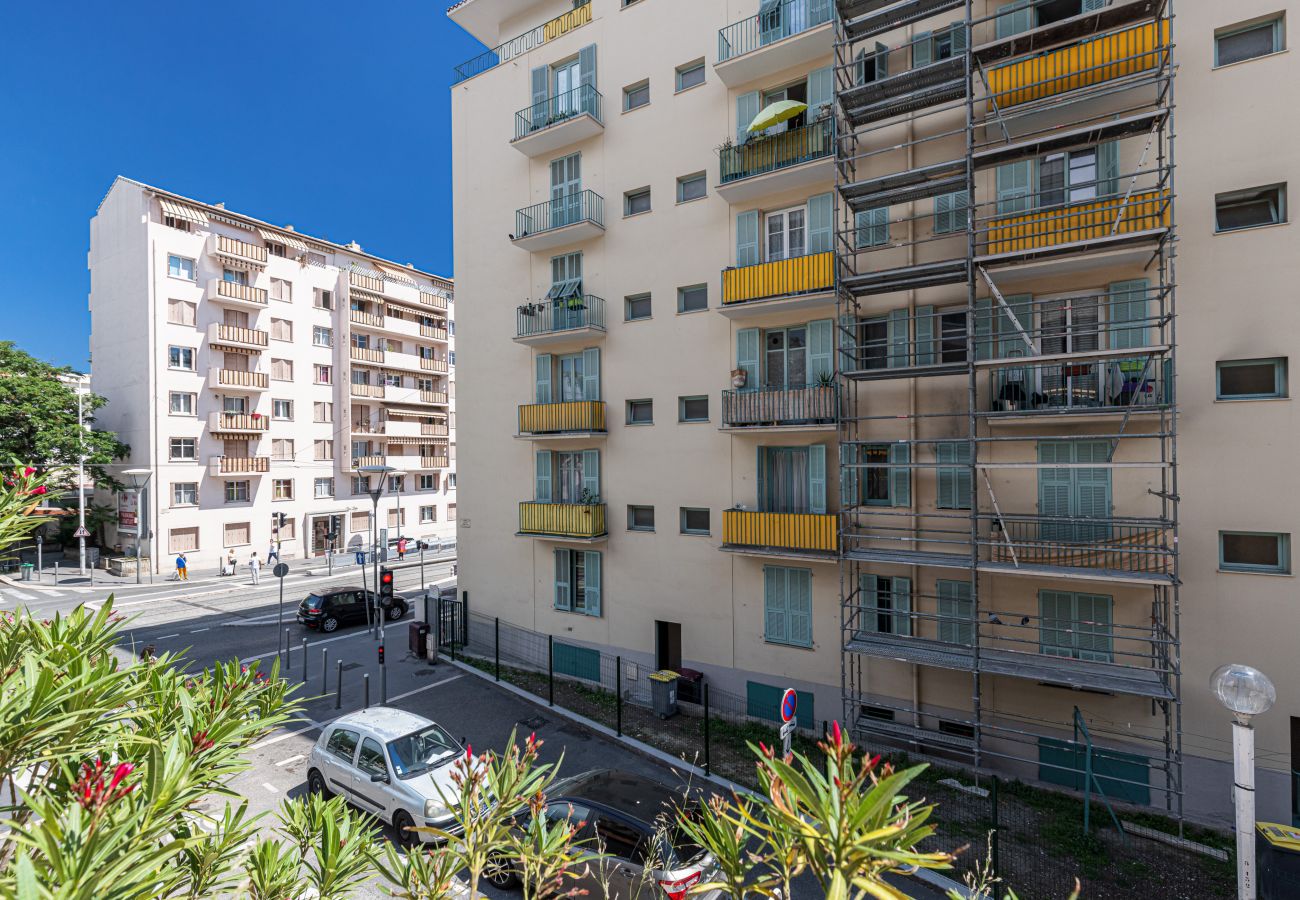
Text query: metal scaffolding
833 0 1180 817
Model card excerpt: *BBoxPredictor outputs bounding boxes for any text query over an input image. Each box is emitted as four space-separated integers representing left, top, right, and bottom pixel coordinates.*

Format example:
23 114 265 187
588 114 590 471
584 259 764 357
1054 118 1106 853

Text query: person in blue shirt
175 552 188 581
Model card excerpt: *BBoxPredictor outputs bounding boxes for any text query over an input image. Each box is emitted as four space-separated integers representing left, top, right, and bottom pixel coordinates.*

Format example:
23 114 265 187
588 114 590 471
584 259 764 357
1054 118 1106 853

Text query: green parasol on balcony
747 100 808 133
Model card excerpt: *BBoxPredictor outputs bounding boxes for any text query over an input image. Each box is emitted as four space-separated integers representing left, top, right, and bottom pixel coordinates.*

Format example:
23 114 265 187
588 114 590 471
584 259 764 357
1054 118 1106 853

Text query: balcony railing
207 323 268 348
722 385 838 428
515 84 602 140
519 501 607 539
352 455 386 469
211 368 269 390
982 189 1170 256
350 383 386 399
984 516 1173 577
350 270 384 293
207 412 270 433
452 0 592 84
210 456 271 475
722 509 838 554
350 346 385 364
722 251 834 306
422 422 449 437
518 400 606 435
420 455 449 469
419 291 449 310
420 357 449 373
720 117 833 183
987 359 1170 415
517 296 606 339
419 390 448 405
515 190 604 240
214 234 268 265
350 309 384 328
213 280 268 305
421 324 449 341
718 0 833 63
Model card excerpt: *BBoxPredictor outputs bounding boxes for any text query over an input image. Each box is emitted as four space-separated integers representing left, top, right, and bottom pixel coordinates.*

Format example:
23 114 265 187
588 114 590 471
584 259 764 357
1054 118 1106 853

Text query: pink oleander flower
74 759 137 813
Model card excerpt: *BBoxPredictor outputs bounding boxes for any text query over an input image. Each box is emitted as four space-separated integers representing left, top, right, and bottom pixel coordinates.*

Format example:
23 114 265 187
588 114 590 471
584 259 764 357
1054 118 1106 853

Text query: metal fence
515 84 602 139
720 116 834 183
515 190 605 240
516 296 607 339
717 0 833 63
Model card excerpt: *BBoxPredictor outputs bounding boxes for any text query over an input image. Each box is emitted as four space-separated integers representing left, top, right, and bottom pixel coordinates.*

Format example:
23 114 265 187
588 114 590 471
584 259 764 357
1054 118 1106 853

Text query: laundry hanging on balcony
748 100 808 133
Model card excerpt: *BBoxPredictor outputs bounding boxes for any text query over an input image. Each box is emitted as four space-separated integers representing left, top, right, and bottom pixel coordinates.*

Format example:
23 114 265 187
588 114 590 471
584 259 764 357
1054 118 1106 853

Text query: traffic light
276 512 287 528
378 644 385 665
380 567 394 606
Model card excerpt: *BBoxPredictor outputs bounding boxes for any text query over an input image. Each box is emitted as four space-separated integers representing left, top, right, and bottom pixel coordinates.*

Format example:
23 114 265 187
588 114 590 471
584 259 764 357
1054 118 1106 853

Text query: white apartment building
89 177 456 572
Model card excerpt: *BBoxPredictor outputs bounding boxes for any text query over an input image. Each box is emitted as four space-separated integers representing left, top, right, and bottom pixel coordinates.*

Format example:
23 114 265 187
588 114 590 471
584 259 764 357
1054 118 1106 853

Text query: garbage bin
19 563 33 582
1257 822 1300 899
409 622 430 657
650 670 679 719
676 668 704 704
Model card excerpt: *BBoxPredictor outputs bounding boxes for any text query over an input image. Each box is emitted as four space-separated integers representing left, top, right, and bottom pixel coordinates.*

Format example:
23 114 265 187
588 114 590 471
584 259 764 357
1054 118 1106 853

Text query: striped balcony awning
351 287 383 303
385 436 425 445
211 344 258 355
376 262 416 285
257 227 308 252
160 198 209 225
384 407 433 417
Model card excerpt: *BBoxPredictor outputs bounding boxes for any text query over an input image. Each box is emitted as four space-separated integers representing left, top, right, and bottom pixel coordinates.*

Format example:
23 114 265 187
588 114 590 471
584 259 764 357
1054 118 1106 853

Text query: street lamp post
1211 663 1277 900
76 386 89 576
122 468 153 586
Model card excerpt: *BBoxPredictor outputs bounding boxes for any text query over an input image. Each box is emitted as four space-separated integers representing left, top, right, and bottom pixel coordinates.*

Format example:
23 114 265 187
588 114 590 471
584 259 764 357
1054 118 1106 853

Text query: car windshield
386 723 461 779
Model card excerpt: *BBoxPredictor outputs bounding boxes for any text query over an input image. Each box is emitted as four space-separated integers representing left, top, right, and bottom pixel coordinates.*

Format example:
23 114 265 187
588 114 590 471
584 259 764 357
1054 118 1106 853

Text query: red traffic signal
379 567 395 606
378 644 385 665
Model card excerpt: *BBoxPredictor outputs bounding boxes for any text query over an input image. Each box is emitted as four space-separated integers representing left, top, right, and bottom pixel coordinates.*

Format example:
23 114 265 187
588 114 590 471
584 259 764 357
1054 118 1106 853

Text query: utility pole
77 386 87 576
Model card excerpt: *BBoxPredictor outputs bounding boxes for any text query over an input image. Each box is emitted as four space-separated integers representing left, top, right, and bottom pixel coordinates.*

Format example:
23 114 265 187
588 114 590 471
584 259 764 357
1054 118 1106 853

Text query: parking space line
157 633 180 640
253 719 326 750
262 782 279 794
190 627 209 633
275 754 304 767
388 674 462 703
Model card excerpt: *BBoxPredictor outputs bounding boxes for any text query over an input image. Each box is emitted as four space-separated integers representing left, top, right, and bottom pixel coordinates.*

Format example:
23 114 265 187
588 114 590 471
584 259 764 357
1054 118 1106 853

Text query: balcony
419 455 450 469
513 191 604 252
350 383 386 399
422 421 449 437
984 359 1170 422
207 412 270 434
451 0 593 84
419 290 450 311
721 386 838 432
981 515 1174 584
721 509 838 558
716 0 834 87
512 84 604 158
517 401 606 439
518 501 607 541
351 455 386 470
349 270 384 294
349 309 384 329
515 296 606 347
420 357 449 374
717 118 835 204
208 278 268 308
720 251 834 317
207 456 270 477
210 234 268 268
421 323 449 342
209 368 269 391
350 346 385 365
980 189 1170 260
206 323 268 351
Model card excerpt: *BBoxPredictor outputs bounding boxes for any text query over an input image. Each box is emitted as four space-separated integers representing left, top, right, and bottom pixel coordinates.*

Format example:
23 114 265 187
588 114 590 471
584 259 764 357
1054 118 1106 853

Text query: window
386 508 405 529
314 439 333 461
222 268 248 286
168 346 195 371
271 438 295 461
163 215 191 232
169 392 195 415
449 351 456 366
680 507 710 535
1215 16 1284 67
350 510 370 532
933 190 968 234
677 284 708 313
272 399 293 419
627 505 655 531
314 477 334 499
314 401 333 423
763 566 812 647
1220 532 1291 574
554 548 601 616
420 505 436 524
273 479 294 501
936 441 972 510
677 172 707 203
846 443 910 507
624 187 651 216
678 395 708 422
313 325 333 347
768 205 808 259
449 473 457 489
168 526 199 553
314 364 333 384
625 293 651 321
1217 358 1287 399
447 503 457 521
623 80 650 110
270 278 292 302
269 319 292 342
535 450 600 504
854 207 888 248
1040 591 1113 661
387 474 404 493
675 59 705 91
167 255 196 281
277 517 296 541
418 474 438 491
856 574 913 637
1216 184 1286 232
225 481 251 503
167 298 197 326
352 476 371 495
169 438 196 460
626 399 653 424
314 289 334 310
271 358 293 381
222 396 248 415
268 242 286 258
171 482 198 507
939 309 968 363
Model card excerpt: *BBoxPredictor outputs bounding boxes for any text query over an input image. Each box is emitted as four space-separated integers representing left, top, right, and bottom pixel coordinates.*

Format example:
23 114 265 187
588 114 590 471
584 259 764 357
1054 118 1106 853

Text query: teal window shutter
1039 589 1070 655
789 568 812 647
996 0 1033 39
809 444 827 514
915 305 936 365
806 319 834 384
892 576 912 636
936 441 972 510
577 44 597 91
913 31 932 68
736 91 760 145
855 207 888 248
1081 0 1107 11
736 210 760 267
875 40 889 78
763 567 788 643
531 65 549 110
1097 140 1119 196
889 443 911 507
554 548 571 610
807 192 833 255
1108 279 1149 350
807 65 833 117
937 580 973 644
535 353 553 404
582 449 600 500
1075 592 1113 662
934 189 969 234
857 573 878 635
535 450 552 502
886 308 909 368
996 160 1034 214
974 298 994 360
582 347 601 400
583 551 601 616
737 327 761 390
840 442 858 509
951 21 968 53
757 446 768 512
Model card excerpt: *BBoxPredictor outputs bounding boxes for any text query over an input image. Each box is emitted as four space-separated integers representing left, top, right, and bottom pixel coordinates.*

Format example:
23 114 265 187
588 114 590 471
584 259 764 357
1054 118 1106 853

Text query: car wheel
386 603 405 622
321 616 339 633
485 853 520 890
307 768 331 798
392 809 418 848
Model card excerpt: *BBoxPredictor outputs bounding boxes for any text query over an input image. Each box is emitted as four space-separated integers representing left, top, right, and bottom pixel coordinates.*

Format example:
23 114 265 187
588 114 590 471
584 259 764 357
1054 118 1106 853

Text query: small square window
167 255 196 281
626 399 653 424
169 438 196 460
627 505 655 531
625 293 652 321
167 346 195 371
272 398 294 419
1220 531 1291 574
225 480 251 503
680 507 710 535
169 392 195 416
1215 16 1285 67
314 478 334 499
313 326 334 347
1217 358 1287 400
1215 184 1286 232
273 478 294 501
677 172 707 203
679 395 709 422
171 482 198 506
315 289 334 310
677 284 708 313
624 80 650 111
625 187 652 216
675 59 706 92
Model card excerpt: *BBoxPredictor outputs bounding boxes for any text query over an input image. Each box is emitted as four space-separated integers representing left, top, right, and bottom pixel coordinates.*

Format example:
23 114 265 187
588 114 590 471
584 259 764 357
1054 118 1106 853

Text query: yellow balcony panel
419 455 449 469
350 346 385 364
987 20 1168 109
721 509 838 558
983 189 1169 258
349 271 385 293
351 455 386 470
419 291 449 311
420 357 449 373
518 501 607 541
720 251 835 316
517 401 607 437
350 310 384 328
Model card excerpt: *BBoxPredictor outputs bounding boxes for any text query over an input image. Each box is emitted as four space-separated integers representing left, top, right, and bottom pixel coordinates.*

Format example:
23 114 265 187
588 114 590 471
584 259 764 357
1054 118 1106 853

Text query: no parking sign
779 688 797 755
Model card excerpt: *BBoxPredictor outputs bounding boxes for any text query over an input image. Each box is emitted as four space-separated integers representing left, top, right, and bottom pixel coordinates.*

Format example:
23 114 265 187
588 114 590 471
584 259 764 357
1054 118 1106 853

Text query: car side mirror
370 772 389 784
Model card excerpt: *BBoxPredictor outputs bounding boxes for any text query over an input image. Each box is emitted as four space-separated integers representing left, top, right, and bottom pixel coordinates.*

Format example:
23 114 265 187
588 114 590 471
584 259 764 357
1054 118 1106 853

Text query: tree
0 341 129 488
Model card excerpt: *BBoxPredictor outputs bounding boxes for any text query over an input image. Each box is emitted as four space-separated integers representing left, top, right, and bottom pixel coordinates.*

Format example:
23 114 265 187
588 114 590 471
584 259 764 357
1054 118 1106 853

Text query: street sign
273 563 289 579
780 721 796 756
779 688 798 723
73 526 90 539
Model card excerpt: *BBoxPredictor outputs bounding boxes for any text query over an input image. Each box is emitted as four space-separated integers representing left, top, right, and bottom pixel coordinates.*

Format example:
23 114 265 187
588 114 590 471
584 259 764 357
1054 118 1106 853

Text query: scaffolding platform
975 226 1170 269
840 257 967 295
839 158 968 212
852 713 976 751
843 546 973 570
973 108 1169 170
978 559 1175 586
972 0 1162 67
841 0 965 41
840 60 966 128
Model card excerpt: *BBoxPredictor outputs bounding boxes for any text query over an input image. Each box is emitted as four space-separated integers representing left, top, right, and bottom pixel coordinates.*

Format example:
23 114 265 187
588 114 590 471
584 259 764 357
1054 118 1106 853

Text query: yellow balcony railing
983 189 1169 256
420 455 449 469
350 383 386 399
722 509 838 554
421 422 449 437
419 390 448 405
352 455 386 469
722 251 834 306
987 21 1168 108
519 502 606 538
518 401 606 435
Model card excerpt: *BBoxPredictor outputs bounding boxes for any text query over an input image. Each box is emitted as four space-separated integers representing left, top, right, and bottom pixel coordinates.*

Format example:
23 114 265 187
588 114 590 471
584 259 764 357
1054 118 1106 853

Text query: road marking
240 629 372 664
262 782 279 794
253 719 326 749
157 633 181 640
190 627 210 633
276 754 305 767
388 674 462 703
6 590 36 602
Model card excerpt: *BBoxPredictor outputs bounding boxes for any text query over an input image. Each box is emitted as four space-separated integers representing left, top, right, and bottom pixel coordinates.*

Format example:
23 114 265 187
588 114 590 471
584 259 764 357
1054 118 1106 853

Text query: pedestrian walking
224 550 237 577
397 537 407 560
267 541 280 564
139 643 155 663
174 552 188 581
248 551 261 585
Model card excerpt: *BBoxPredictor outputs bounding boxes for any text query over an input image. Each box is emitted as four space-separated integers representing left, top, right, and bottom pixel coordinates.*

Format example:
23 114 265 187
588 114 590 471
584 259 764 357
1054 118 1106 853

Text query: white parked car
307 707 466 843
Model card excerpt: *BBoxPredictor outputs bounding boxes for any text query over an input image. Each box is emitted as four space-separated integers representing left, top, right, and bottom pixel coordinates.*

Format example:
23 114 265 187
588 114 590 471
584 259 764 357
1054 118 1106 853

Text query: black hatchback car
297 588 408 632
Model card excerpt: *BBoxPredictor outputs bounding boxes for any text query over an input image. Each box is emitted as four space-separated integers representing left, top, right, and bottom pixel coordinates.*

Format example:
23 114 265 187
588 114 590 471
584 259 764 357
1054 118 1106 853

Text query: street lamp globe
1211 663 1276 719
122 467 152 489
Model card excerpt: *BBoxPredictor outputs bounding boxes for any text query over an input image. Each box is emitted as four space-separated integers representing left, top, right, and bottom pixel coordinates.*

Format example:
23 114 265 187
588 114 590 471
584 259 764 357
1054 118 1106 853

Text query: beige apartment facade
450 0 1299 826
90 178 456 573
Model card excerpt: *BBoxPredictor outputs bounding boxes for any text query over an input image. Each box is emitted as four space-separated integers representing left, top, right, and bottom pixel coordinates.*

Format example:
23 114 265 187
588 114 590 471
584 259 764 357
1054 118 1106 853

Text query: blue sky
0 2 485 370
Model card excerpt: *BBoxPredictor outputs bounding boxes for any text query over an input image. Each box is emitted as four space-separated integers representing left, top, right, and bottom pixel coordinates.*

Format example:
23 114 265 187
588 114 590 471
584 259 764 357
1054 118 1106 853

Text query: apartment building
449 0 1300 825
89 177 457 572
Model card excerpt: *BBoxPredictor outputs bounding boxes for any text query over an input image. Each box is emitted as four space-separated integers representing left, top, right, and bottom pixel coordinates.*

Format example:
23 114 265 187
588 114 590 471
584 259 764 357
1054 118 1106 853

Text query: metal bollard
54 563 59 585
381 665 387 705
335 660 343 709
363 674 370 709
301 639 309 682
321 648 328 694
283 629 291 673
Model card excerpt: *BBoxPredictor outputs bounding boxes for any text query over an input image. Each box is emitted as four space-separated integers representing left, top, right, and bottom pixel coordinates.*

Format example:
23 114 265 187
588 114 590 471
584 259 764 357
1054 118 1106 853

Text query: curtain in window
762 448 809 513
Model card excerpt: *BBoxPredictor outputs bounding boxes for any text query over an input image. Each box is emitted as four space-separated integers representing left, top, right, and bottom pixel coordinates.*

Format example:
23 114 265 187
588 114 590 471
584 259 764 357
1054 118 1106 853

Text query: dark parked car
297 588 408 632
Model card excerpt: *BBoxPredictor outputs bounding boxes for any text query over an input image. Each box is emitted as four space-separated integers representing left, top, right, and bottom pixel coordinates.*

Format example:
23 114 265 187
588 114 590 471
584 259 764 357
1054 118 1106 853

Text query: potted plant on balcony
811 370 836 421
731 368 748 390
